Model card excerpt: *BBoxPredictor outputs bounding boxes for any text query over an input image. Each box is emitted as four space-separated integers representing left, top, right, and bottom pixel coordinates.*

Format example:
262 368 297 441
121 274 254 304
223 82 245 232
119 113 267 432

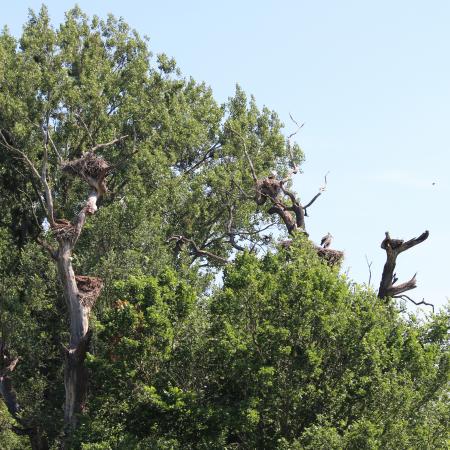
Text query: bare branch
287 113 304 140
47 132 63 164
167 235 229 264
378 230 429 299
41 128 55 226
88 135 128 153
303 171 329 215
226 205 246 251
74 113 95 146
365 255 373 286
283 113 304 180
394 294 435 313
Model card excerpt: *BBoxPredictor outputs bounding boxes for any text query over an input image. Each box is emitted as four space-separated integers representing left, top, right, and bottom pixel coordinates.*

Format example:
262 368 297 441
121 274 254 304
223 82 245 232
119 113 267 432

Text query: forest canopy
0 6 448 449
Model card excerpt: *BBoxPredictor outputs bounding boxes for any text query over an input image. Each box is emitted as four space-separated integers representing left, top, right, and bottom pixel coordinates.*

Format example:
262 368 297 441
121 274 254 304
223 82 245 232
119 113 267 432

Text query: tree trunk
57 241 90 431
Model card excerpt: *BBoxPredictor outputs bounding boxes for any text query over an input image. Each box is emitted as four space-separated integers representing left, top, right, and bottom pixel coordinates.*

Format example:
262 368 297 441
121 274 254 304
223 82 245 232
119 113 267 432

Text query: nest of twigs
51 219 77 242
280 240 344 266
75 275 103 308
256 177 281 203
62 153 110 186
315 247 344 266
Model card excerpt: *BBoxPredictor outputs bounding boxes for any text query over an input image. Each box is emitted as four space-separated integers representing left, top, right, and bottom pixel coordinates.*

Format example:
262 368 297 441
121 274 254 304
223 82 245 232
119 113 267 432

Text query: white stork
320 232 333 249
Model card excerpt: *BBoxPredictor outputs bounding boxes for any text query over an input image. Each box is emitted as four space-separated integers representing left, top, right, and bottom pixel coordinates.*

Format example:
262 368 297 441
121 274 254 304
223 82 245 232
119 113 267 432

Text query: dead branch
0 129 56 226
88 135 128 153
365 255 373 286
303 171 328 216
378 230 429 299
283 113 304 179
46 132 63 164
41 128 56 226
394 294 435 313
167 235 229 264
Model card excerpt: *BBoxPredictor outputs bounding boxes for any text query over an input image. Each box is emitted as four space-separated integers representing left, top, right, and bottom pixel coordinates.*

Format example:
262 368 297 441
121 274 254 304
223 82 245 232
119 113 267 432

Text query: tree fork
377 230 429 299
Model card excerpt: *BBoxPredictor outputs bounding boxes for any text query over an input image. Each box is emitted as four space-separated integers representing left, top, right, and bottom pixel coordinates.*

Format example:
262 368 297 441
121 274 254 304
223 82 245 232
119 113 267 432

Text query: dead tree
377 230 429 300
229 125 326 236
0 129 124 442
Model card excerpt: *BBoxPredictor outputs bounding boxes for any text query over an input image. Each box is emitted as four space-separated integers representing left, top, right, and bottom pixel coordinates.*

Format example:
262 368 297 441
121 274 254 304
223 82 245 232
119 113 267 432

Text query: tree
0 6 303 447
0 6 448 450
75 238 449 449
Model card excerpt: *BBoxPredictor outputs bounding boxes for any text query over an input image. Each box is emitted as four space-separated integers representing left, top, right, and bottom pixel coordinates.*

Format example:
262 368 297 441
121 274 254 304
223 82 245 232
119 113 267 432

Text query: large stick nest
62 153 110 190
315 246 344 266
280 240 344 266
75 275 103 308
255 177 281 203
51 219 77 242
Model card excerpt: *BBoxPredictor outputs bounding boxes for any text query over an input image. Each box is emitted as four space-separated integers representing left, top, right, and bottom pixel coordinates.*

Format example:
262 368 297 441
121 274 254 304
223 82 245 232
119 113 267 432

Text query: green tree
0 5 302 448
75 238 449 449
0 6 448 450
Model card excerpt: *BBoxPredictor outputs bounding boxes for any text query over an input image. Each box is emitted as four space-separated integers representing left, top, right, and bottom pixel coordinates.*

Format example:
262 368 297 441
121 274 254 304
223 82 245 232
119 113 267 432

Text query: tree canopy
0 6 448 449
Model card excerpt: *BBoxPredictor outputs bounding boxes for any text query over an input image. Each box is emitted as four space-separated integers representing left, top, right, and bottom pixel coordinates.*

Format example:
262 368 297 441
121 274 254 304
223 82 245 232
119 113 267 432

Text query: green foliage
76 238 449 449
0 6 448 449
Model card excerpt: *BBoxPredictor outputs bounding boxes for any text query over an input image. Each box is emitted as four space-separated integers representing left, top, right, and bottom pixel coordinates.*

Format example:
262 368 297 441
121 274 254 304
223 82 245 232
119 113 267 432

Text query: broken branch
378 230 429 299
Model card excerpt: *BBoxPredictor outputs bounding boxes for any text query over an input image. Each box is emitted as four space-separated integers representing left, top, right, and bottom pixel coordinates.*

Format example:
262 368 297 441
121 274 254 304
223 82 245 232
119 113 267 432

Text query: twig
365 255 373 286
88 135 128 153
284 113 304 178
394 294 435 313
47 132 63 164
41 127 55 225
303 171 329 216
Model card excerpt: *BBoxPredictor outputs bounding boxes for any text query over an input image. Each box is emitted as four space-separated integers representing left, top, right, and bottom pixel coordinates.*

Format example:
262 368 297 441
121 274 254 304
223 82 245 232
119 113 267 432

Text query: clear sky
4 1 450 312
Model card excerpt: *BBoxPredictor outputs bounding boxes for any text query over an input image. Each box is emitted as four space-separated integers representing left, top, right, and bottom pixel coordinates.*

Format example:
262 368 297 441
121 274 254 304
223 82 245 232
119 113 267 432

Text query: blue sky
4 1 450 311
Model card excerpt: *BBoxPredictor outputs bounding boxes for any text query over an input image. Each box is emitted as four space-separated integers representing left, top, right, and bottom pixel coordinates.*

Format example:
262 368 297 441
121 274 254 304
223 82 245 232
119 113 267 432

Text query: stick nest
280 240 344 266
256 177 281 203
51 219 77 242
62 153 110 186
315 247 344 266
75 275 103 308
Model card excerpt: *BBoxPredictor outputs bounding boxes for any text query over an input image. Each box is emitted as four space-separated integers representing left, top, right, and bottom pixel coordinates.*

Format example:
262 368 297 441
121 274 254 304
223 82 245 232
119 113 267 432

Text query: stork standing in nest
321 232 333 248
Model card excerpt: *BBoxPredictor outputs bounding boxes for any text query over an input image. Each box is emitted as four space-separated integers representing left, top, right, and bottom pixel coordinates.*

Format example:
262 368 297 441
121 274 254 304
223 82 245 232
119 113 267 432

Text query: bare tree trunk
1 131 120 445
57 242 89 430
377 230 429 299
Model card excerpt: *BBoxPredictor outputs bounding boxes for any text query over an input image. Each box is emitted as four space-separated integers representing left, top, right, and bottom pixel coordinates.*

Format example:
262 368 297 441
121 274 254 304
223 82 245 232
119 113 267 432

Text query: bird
320 232 333 248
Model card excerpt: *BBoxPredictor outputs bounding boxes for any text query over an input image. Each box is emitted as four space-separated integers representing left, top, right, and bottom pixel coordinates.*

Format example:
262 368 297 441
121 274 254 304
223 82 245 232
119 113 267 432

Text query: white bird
320 232 333 248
